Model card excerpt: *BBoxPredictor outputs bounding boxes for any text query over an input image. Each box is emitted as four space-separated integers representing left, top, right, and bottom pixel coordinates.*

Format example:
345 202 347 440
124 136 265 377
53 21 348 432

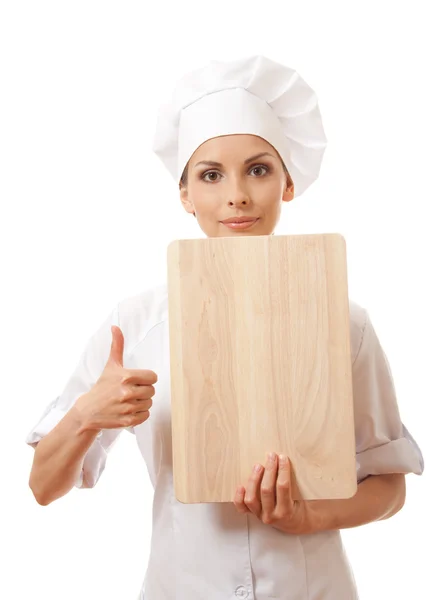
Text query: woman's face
180 134 294 238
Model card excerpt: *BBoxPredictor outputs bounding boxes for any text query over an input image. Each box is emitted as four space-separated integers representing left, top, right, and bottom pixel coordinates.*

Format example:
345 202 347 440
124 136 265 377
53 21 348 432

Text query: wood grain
167 234 357 503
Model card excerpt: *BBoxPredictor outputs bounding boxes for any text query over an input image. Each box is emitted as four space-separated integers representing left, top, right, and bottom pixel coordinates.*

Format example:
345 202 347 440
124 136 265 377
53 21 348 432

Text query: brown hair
179 158 293 190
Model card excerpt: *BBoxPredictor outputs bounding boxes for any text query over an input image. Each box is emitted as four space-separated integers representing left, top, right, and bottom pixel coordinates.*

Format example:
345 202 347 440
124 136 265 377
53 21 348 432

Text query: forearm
307 473 406 533
29 400 101 505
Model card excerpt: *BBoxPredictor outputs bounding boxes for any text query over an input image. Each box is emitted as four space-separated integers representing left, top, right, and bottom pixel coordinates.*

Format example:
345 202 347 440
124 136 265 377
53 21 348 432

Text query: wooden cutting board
167 233 357 503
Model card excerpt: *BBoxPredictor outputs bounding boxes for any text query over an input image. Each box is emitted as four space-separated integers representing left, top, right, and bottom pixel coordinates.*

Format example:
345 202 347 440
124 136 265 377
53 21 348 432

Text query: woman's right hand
74 325 157 432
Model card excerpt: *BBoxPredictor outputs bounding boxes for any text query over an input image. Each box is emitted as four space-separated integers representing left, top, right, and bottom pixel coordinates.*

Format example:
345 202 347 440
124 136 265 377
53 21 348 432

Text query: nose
227 181 251 208
228 197 248 207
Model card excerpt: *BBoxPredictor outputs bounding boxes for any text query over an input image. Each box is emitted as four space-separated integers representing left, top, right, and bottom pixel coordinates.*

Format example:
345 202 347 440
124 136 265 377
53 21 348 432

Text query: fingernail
254 464 262 472
268 452 276 463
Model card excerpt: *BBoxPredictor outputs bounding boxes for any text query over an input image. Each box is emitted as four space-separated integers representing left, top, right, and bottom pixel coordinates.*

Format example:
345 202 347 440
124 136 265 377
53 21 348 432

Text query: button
235 586 248 599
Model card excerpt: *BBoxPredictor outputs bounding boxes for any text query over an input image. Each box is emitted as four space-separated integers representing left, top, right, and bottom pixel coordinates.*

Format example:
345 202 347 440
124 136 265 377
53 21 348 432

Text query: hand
74 325 157 432
234 453 314 535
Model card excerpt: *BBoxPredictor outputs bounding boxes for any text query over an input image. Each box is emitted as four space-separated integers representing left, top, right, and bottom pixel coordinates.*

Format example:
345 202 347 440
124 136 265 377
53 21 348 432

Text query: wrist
70 399 101 437
305 500 336 533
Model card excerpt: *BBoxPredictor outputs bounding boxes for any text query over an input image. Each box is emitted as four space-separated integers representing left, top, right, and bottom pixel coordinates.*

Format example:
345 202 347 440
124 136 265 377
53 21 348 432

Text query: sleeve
352 310 424 483
25 303 133 489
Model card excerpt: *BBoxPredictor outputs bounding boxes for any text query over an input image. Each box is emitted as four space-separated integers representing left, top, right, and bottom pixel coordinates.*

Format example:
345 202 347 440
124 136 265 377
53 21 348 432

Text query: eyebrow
194 152 276 168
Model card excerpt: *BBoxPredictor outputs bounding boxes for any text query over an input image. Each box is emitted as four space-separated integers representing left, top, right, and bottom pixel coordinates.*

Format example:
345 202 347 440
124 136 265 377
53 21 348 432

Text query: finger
234 486 250 514
243 463 264 516
126 397 153 412
276 455 293 515
108 326 125 367
260 452 278 519
121 369 158 386
121 409 151 428
129 384 156 400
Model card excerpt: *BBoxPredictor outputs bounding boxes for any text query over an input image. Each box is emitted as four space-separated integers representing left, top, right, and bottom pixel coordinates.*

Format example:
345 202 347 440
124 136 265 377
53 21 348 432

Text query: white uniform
26 284 424 600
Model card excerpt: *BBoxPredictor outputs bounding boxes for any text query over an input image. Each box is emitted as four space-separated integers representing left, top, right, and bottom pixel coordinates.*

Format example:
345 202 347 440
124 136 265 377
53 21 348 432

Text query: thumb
108 325 125 367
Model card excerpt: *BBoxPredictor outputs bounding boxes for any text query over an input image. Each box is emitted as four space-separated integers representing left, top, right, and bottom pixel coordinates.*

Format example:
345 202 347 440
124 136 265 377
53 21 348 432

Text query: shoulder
114 287 371 364
116 283 168 356
348 298 369 364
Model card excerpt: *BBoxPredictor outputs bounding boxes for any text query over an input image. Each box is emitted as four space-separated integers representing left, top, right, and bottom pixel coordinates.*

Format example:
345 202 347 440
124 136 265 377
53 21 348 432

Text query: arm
29 403 101 506
236 454 406 534
236 308 421 533
304 472 406 533
304 307 418 533
26 304 120 506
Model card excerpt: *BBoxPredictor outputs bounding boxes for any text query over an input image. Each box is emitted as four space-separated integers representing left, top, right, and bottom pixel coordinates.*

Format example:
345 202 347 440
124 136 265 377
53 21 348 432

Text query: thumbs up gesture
75 326 157 432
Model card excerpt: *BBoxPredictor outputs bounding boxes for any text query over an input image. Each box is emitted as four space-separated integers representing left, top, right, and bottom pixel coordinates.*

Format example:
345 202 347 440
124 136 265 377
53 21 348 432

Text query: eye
250 165 269 177
202 170 222 183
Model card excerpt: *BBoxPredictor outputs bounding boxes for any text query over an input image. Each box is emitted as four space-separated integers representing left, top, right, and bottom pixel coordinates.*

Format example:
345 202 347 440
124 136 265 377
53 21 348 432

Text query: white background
1 1 425 598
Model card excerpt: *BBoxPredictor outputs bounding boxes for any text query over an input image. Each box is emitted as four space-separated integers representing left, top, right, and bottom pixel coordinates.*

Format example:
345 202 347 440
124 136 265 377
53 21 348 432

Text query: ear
179 185 195 214
282 181 295 203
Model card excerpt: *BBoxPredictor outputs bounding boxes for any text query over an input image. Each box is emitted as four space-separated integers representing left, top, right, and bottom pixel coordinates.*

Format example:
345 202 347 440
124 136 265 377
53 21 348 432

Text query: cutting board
167 233 357 503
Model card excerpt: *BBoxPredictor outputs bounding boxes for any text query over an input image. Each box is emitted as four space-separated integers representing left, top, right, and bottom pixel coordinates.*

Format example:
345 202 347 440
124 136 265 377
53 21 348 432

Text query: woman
26 55 424 600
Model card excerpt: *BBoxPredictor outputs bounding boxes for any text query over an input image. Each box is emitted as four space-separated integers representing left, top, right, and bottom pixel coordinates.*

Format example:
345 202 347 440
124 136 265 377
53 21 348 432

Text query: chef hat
152 55 327 197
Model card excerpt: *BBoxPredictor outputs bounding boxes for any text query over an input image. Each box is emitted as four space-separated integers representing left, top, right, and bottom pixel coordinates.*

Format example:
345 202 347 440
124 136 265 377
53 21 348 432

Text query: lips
219 216 260 230
220 217 258 224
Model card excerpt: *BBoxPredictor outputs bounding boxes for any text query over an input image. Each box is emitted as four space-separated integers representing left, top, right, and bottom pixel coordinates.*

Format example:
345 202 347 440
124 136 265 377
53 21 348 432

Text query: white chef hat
152 55 327 198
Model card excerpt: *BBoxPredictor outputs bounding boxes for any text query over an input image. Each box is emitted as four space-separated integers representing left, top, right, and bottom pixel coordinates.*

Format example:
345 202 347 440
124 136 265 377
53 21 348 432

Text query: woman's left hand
233 452 315 535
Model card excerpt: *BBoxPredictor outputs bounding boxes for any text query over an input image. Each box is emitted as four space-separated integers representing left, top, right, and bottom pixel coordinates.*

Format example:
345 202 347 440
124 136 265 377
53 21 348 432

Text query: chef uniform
26 55 424 600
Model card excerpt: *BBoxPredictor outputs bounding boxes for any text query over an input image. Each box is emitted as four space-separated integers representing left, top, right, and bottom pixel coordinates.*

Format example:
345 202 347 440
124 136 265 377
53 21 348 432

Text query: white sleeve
25 304 133 489
353 310 424 482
